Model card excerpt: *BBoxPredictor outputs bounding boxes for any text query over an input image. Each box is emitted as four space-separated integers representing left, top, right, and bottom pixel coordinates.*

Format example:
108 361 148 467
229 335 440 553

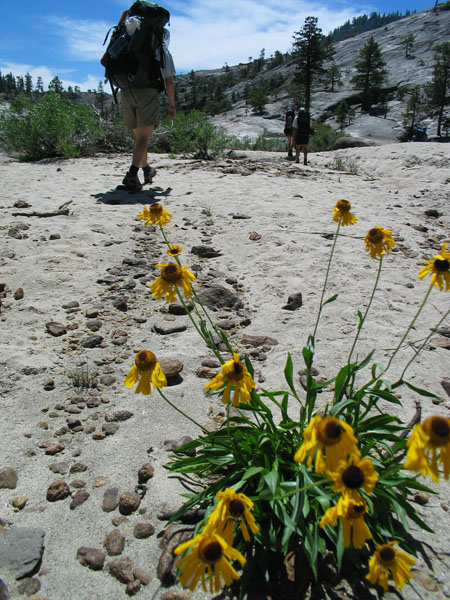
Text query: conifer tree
292 16 327 110
402 86 425 140
425 41 450 136
351 36 387 112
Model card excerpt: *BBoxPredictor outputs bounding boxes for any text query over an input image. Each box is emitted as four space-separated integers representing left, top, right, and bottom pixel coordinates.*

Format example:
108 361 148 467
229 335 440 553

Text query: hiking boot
122 171 143 191
295 157 300 164
288 149 293 158
143 166 157 185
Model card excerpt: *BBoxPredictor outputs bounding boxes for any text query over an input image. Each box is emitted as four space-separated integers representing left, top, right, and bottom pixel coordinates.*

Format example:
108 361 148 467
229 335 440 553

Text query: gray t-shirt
158 29 175 80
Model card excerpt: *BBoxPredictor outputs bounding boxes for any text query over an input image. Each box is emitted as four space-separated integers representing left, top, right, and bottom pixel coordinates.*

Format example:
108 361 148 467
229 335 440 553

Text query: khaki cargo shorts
121 87 160 129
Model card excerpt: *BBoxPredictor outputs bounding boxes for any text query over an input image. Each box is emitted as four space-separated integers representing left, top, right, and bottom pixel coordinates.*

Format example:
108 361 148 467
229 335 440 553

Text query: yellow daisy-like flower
150 262 196 303
319 496 372 549
366 541 415 592
332 199 358 226
204 353 255 407
364 226 395 259
418 243 450 291
328 453 378 504
174 531 246 594
204 488 259 543
123 350 167 395
404 416 450 482
167 244 183 257
137 203 172 226
294 415 360 474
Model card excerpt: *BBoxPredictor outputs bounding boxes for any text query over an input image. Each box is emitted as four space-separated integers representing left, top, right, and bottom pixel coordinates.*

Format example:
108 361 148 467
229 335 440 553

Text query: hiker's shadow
92 186 172 205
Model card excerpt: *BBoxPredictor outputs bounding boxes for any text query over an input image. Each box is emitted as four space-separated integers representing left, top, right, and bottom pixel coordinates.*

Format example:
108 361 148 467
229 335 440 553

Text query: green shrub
151 110 234 159
309 123 341 152
0 92 103 160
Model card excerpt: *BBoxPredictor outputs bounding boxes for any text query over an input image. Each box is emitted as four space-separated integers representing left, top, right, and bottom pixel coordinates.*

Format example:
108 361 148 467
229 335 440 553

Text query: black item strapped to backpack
101 1 170 103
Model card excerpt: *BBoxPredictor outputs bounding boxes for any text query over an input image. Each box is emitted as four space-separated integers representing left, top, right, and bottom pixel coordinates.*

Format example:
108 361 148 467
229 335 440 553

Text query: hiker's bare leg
295 144 300 163
303 145 308 166
132 125 154 167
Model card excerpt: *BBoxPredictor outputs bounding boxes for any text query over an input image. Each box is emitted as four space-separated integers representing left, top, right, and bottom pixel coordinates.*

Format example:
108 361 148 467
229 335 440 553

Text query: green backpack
101 1 170 101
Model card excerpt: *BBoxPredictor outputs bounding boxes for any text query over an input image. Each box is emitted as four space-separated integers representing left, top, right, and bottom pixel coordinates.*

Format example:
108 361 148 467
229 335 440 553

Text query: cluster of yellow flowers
122 198 450 594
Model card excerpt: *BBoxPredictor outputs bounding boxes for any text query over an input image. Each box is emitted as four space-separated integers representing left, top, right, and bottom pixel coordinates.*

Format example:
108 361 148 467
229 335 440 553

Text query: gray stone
76 547 105 571
133 523 155 539
70 489 90 509
105 410 133 422
282 292 303 311
16 577 40 596
153 322 187 335
159 357 184 380
108 556 135 583
133 568 151 585
102 423 119 436
62 301 80 309
86 319 102 331
48 462 70 475
45 322 67 337
241 334 278 347
112 296 128 312
191 245 222 258
102 488 120 513
104 530 125 556
13 288 24 301
197 284 243 311
168 301 193 315
80 335 103 348
0 528 45 580
126 580 141 596
332 136 373 150
441 378 450 399
0 468 18 489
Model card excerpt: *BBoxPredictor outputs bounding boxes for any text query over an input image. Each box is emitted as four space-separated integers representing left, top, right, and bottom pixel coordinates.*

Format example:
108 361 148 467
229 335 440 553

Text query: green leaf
403 380 443 402
323 293 338 307
242 466 265 481
284 353 297 396
264 471 279 496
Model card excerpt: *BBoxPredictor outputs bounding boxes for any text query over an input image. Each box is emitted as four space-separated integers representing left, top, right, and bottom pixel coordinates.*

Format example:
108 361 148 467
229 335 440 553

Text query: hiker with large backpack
284 108 295 160
101 1 176 191
292 108 313 166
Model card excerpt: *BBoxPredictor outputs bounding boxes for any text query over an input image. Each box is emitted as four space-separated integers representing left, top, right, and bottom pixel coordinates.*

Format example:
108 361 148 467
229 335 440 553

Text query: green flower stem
384 284 433 375
347 256 383 365
396 305 450 383
312 219 342 342
156 387 207 433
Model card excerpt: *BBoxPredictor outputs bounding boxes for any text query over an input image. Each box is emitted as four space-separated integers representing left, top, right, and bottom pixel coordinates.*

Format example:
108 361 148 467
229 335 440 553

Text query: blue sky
0 0 434 92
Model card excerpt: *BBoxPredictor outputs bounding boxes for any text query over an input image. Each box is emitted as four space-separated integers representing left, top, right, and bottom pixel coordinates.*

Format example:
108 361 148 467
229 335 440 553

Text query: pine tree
36 76 44 93
325 63 343 92
24 72 33 94
401 34 415 59
351 36 388 112
402 86 425 140
48 76 64 94
425 42 450 136
292 16 327 111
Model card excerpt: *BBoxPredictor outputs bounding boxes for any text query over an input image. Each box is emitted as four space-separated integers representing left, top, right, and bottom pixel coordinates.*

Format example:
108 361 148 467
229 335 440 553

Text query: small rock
45 322 67 337
102 488 119 512
49 233 61 240
153 322 187 335
70 489 90 509
76 547 105 571
126 580 141 596
108 556 135 583
414 492 429 505
14 288 24 300
112 296 128 312
414 571 439 592
102 423 119 436
49 462 70 475
0 467 18 489
161 592 191 600
241 334 278 347
86 319 102 332
80 335 103 349
70 461 88 474
191 245 222 258
440 378 450 399
282 292 303 311
134 568 151 585
104 530 125 556
431 337 450 350
138 464 154 484
105 410 133 422
164 436 195 457
0 528 45 580
92 432 106 441
168 301 193 315
46 480 70 502
133 522 155 539
11 496 28 510
62 301 80 310
119 492 141 515
43 379 55 391
112 515 129 527
45 444 65 456
17 577 41 596
157 525 193 585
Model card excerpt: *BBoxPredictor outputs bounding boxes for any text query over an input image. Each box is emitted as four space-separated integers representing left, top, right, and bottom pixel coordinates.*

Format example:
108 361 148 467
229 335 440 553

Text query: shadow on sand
92 186 173 205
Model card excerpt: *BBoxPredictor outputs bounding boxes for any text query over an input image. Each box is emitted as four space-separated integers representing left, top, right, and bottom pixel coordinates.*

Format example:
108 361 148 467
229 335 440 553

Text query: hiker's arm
165 77 176 119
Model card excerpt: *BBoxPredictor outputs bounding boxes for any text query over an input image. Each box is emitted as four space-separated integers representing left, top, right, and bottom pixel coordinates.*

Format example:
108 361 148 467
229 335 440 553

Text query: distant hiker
284 108 295 159
293 108 313 166
101 1 176 191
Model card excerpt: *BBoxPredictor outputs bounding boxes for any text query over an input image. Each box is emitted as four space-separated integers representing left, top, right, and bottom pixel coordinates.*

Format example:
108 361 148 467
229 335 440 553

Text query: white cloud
44 17 110 61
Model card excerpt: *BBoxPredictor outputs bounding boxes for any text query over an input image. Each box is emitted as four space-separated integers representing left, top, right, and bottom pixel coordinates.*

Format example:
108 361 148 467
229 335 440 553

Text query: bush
151 110 234 159
309 123 341 152
0 92 103 160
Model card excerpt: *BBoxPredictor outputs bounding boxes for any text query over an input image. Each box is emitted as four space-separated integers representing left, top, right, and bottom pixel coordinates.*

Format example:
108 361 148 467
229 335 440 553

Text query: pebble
17 577 41 595
43 380 55 391
168 301 193 315
11 496 28 510
70 462 88 474
46 480 70 502
76 547 105 571
160 592 191 600
0 467 18 489
49 462 70 475
112 296 128 312
70 489 90 509
102 487 120 512
119 492 141 515
133 522 155 539
164 436 196 456
126 580 141 596
153 322 187 335
112 515 128 527
45 322 67 337
138 464 154 484
13 287 24 300
80 335 104 348
86 319 103 331
108 556 135 583
45 444 65 456
105 410 133 422
104 530 125 556
134 568 151 585
102 423 119 436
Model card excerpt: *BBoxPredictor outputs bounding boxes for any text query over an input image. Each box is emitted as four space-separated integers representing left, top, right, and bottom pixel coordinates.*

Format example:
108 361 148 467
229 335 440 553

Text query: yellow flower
328 453 378 504
364 226 395 259
294 415 360 474
204 488 259 543
404 416 450 482
123 350 167 395
167 244 183 257
150 262 196 303
319 496 372 549
418 243 450 291
137 203 172 226
366 541 415 591
332 199 358 226
204 353 255 406
174 531 246 594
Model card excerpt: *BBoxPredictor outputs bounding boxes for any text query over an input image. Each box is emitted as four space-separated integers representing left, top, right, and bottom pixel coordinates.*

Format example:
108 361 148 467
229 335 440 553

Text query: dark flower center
135 350 156 370
431 417 450 438
368 228 383 243
342 465 364 489
150 203 162 214
229 499 245 517
379 546 395 562
434 258 449 272
233 362 244 376
202 540 223 562
353 504 365 514
337 199 350 212
161 263 181 282
325 420 343 440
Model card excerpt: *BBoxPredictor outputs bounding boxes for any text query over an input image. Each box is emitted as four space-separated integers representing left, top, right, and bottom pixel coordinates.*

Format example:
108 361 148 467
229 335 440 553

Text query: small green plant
198 200 212 216
308 123 342 152
0 92 104 160
66 362 98 389
329 156 360 174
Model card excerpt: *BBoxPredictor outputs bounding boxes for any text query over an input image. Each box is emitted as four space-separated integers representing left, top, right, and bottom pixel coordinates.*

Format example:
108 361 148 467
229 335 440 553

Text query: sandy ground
0 142 449 600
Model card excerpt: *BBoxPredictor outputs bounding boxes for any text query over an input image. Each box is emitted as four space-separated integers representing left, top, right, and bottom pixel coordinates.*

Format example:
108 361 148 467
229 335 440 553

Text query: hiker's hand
169 105 176 119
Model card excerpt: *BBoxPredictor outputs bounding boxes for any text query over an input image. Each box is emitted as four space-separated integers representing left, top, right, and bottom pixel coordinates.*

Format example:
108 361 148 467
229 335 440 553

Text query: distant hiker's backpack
285 110 295 129
101 1 170 101
296 108 311 135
